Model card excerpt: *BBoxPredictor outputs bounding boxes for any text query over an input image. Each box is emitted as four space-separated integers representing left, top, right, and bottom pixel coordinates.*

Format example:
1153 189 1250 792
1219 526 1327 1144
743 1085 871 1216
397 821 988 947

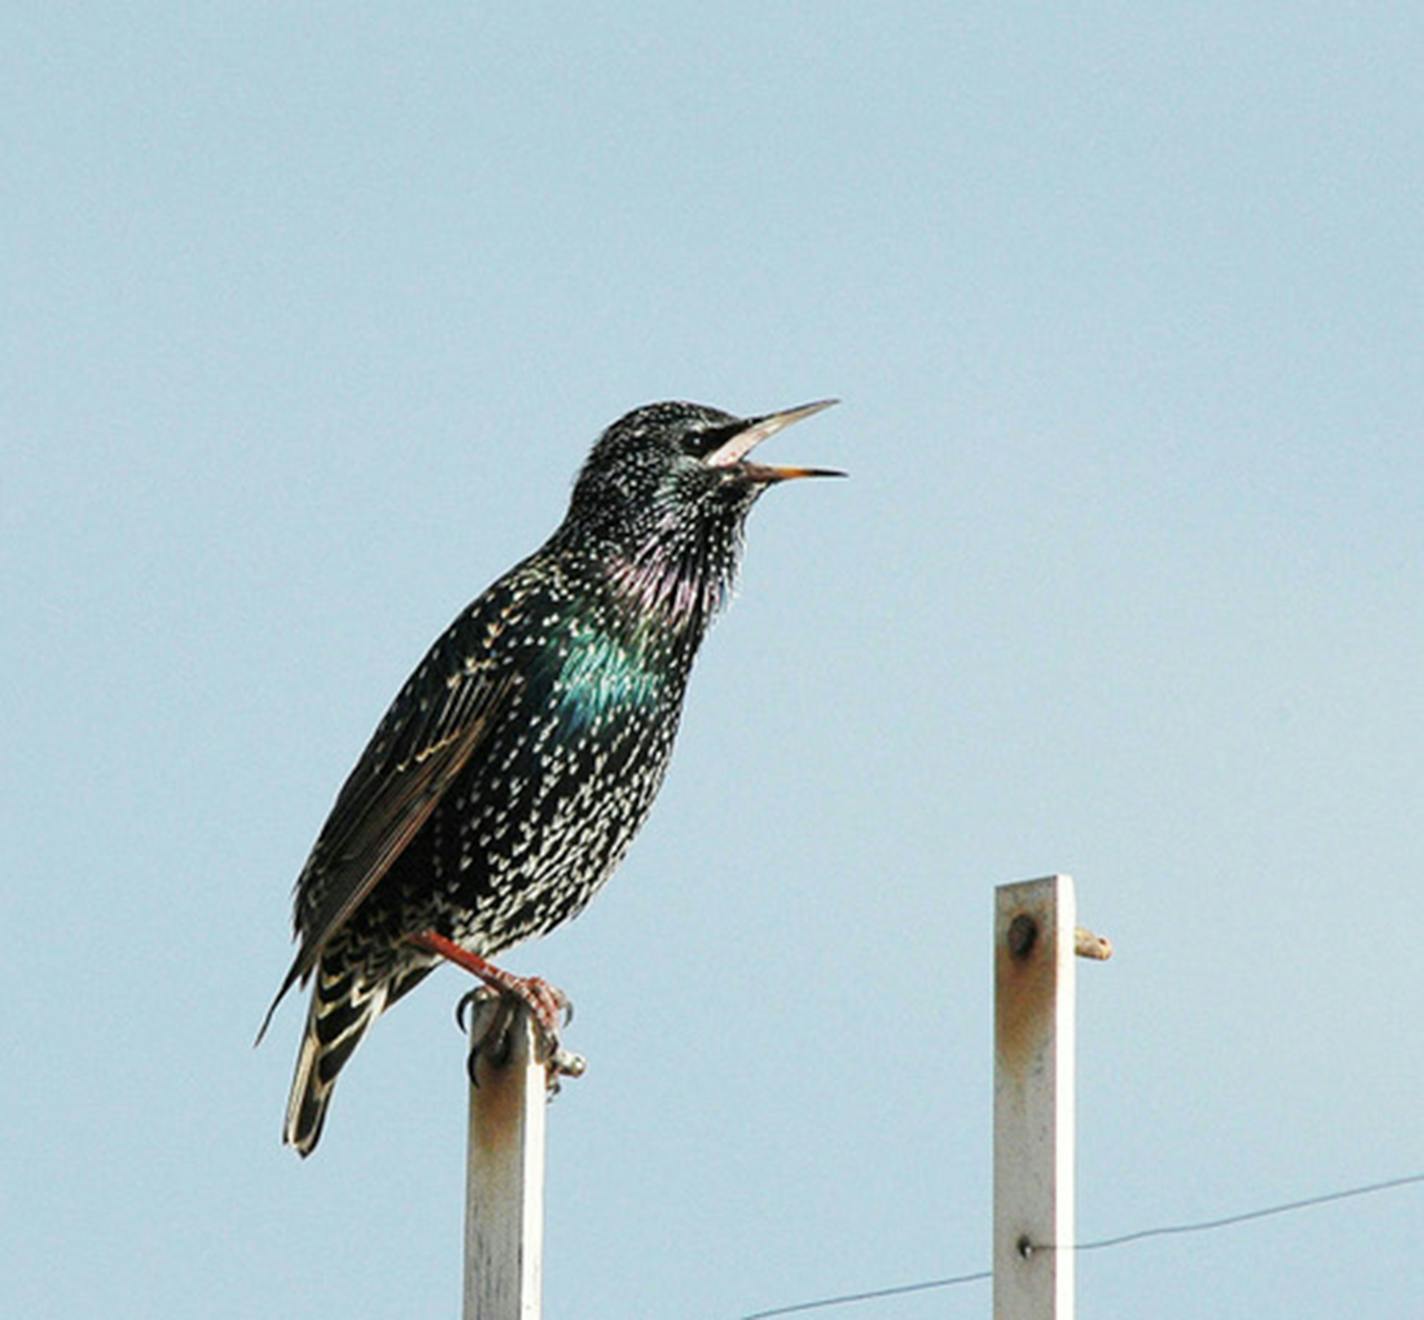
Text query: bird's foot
456 985 586 1092
457 987 515 1082
408 931 584 1094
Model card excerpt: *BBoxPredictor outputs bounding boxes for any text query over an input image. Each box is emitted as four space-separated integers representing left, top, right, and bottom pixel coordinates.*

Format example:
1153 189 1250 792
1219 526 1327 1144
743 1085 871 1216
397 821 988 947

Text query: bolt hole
1008 914 1038 960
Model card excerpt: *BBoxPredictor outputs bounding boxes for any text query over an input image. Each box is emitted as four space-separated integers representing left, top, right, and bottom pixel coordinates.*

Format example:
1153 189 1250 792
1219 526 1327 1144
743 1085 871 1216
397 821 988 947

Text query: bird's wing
258 627 520 1041
302 662 518 955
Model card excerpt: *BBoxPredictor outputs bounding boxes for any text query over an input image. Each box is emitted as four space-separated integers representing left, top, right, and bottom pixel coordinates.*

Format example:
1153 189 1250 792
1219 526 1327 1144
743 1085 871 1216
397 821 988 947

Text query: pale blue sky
5 5 1422 1318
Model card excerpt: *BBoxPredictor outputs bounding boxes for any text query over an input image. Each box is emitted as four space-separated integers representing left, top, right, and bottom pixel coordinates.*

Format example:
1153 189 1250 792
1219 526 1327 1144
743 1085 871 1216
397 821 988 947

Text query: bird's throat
604 540 735 638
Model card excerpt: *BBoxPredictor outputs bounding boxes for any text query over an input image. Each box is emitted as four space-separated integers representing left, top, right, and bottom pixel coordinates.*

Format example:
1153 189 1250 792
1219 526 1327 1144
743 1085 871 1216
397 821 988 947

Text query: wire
739 1170 1424 1319
739 1269 991 1320
1059 1170 1424 1255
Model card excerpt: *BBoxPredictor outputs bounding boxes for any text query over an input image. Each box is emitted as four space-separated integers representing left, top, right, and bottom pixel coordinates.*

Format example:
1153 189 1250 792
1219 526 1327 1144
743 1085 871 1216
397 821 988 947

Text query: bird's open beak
704 399 846 484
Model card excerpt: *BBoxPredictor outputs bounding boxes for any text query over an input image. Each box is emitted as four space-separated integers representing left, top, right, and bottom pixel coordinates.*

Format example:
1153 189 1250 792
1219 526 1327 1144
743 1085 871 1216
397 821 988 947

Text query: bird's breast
550 627 670 735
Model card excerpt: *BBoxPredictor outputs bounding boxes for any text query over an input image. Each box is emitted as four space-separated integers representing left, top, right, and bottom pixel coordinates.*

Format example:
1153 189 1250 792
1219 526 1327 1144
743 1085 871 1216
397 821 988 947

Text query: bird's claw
455 985 501 1035
522 976 574 1034
457 980 582 1095
461 988 515 1084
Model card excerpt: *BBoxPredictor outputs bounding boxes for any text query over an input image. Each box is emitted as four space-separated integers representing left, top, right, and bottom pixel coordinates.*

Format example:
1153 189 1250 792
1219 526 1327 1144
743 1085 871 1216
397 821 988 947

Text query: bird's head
565 398 842 545
557 398 843 626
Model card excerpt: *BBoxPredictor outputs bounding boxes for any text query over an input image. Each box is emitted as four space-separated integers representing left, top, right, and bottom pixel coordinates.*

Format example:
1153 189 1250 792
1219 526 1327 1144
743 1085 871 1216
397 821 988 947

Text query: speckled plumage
263 399 840 1155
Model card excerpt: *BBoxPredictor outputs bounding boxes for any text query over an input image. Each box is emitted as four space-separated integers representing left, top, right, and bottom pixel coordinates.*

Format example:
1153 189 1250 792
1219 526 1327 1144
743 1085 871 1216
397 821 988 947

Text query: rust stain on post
996 904 1057 1078
472 1047 523 1153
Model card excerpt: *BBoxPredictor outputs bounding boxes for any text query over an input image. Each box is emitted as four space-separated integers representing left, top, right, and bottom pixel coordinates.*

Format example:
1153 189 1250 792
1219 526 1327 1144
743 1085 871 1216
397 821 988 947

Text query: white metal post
464 1000 547 1320
994 875 1078 1320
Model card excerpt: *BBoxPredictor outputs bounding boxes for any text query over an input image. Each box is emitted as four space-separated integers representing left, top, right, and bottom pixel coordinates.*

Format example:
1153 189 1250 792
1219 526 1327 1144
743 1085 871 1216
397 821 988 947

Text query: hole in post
1008 913 1038 960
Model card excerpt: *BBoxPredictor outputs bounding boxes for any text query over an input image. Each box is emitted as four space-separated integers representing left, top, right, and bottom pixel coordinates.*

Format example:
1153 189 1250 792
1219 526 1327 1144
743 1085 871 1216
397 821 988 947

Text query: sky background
4 4 1422 1318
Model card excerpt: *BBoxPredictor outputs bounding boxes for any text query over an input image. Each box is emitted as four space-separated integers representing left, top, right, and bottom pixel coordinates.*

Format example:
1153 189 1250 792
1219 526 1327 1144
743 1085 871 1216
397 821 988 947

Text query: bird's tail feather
283 964 390 1157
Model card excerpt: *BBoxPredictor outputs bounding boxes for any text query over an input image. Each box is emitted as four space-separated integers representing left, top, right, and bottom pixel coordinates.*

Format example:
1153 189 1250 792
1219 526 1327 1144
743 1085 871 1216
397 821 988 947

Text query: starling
261 399 842 1155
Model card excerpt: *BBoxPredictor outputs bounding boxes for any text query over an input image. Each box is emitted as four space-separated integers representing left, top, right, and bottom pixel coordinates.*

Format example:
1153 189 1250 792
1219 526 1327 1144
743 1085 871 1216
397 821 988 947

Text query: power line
740 1269 991 1319
739 1170 1424 1319
1055 1170 1424 1255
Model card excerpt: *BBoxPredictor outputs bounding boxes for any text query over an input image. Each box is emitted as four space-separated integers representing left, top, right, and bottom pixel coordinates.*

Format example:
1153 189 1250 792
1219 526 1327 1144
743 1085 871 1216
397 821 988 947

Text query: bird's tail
283 962 390 1157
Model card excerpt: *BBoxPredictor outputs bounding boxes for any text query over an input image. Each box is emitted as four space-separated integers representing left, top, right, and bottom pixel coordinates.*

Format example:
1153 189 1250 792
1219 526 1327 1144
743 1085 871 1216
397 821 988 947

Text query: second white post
993 875 1077 1320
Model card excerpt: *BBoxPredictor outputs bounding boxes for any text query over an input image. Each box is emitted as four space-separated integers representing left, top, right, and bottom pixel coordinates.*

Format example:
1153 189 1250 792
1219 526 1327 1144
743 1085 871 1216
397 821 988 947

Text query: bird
260 398 842 1155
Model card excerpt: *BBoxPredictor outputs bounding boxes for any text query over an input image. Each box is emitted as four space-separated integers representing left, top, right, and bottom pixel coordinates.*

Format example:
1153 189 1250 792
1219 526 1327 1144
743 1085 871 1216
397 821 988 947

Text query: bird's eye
682 422 740 460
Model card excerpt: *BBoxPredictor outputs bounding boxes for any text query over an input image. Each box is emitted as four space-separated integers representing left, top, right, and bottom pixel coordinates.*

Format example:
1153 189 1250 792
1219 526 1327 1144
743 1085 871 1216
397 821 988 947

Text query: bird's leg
407 931 586 1090
408 930 572 1032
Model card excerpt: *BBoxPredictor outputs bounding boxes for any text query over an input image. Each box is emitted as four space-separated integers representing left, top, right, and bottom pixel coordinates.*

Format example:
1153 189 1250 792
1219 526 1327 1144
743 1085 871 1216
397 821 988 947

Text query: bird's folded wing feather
304 660 518 958
258 653 519 1038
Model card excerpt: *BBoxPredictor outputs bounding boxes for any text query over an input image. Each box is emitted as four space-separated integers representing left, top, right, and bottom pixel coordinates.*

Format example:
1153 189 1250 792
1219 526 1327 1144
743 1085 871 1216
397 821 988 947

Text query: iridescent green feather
553 627 662 732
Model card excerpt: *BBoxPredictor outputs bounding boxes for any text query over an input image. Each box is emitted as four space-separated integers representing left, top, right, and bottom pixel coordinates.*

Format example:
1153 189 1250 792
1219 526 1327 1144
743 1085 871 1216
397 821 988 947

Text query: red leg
406 932 581 1081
